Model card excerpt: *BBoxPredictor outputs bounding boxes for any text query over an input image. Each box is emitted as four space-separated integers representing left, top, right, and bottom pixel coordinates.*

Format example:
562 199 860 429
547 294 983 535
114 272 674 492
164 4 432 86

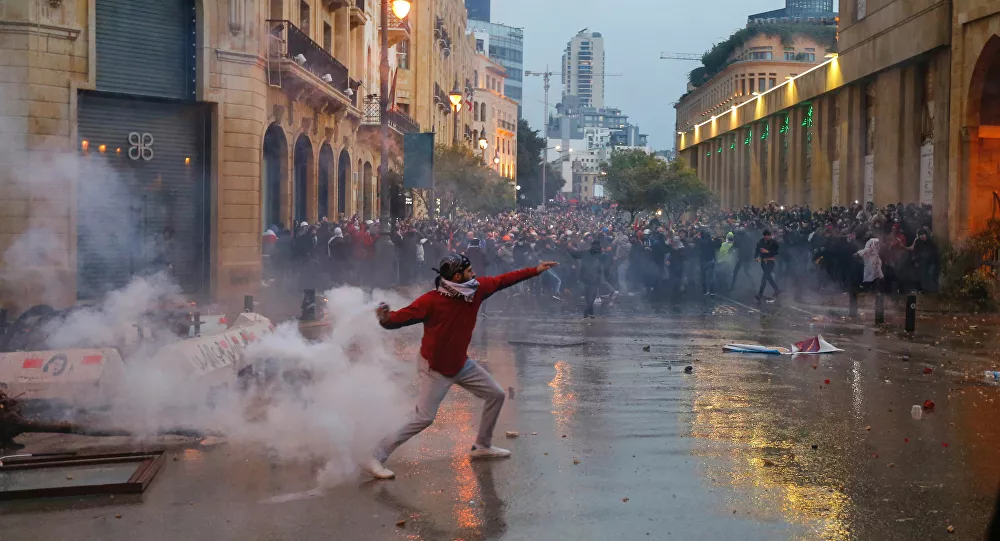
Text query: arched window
480 102 487 122
473 102 479 121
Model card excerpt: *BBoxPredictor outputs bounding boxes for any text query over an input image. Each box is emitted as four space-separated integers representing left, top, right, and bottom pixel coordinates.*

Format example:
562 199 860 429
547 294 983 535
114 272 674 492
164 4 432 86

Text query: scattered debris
573 459 581 465
505 430 519 439
824 379 831 385
942 442 949 448
923 367 933 375
561 434 567 438
947 525 955 534
199 436 225 447
544 452 548 455
622 497 629 503
508 387 516 399
762 459 775 467
888 463 896 468
115 514 122 519
901 355 910 362
812 365 817 369
684 366 693 374
531 432 538 436
865 426 871 431
911 406 923 420
896 518 914 523
66 474 73 480
811 444 818 450
642 345 651 352
922 400 936 410
396 520 406 528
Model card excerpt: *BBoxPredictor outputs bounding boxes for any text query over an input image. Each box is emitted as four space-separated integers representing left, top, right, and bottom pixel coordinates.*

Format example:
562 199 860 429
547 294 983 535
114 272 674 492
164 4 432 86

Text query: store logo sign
128 132 154 161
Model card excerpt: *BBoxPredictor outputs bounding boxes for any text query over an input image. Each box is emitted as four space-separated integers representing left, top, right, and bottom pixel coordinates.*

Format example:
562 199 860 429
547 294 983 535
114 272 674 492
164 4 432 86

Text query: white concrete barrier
0 348 126 407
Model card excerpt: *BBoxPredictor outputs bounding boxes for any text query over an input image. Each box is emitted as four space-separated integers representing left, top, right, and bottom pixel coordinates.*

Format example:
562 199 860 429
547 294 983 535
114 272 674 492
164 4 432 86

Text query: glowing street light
478 129 488 150
391 0 411 18
449 84 463 112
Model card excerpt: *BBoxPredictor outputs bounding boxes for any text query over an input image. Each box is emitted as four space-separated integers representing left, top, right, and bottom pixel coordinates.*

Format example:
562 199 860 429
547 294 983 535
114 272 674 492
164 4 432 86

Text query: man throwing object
365 254 558 479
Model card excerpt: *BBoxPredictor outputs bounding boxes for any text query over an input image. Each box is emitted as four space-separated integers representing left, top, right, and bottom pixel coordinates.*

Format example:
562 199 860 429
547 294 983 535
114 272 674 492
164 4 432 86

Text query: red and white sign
0 348 126 406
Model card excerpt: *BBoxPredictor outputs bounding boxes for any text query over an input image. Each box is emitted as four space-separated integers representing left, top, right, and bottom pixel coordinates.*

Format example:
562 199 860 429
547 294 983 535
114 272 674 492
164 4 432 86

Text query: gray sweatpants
374 358 505 463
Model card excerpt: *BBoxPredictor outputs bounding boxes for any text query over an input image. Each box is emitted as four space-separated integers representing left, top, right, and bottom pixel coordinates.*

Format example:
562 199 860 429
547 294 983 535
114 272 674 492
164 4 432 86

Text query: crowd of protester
260 199 940 314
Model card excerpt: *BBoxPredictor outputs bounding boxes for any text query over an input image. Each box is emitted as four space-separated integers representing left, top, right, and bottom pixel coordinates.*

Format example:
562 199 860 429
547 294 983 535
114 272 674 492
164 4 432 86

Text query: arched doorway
966 35 1000 233
338 149 350 219
262 123 287 232
355 158 364 217
363 161 374 220
293 134 312 224
318 143 333 221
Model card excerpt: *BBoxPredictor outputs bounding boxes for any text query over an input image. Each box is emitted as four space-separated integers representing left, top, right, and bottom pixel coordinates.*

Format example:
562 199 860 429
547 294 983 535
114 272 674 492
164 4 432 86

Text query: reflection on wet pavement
3 299 999 540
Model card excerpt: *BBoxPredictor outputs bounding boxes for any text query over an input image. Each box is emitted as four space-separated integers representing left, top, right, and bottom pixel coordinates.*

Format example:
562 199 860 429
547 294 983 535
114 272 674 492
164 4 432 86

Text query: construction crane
660 52 702 62
524 68 622 209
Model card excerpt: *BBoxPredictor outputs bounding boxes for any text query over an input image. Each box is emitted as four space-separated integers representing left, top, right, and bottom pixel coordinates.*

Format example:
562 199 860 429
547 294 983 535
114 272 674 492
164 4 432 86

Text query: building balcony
349 0 367 28
266 20 361 115
387 11 410 47
361 95 420 135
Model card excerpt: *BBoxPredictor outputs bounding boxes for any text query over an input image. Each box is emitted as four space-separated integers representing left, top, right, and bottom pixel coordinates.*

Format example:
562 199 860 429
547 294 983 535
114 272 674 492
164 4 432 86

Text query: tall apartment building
464 0 490 22
749 0 836 23
468 20 524 111
562 29 605 109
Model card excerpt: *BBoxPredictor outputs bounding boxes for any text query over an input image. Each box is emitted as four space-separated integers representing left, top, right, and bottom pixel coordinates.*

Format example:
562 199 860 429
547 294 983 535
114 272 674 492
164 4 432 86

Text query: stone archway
338 149 351 219
293 134 313 224
262 123 287 231
355 158 364 216
318 143 333 221
363 161 374 220
965 35 1000 233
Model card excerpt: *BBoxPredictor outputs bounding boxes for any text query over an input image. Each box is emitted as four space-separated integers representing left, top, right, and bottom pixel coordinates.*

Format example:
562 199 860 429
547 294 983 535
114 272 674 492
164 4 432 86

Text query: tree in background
660 159 715 222
602 148 714 221
418 143 514 217
516 119 562 208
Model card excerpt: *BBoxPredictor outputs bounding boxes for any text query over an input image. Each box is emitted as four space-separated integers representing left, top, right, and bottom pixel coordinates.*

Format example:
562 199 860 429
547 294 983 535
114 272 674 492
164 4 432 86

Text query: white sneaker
469 445 511 459
363 458 395 479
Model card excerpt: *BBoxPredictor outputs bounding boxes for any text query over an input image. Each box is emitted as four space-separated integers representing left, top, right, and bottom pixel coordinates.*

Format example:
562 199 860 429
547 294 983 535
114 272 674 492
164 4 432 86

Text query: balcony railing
387 10 410 47
499 120 516 132
362 95 420 134
267 19 350 97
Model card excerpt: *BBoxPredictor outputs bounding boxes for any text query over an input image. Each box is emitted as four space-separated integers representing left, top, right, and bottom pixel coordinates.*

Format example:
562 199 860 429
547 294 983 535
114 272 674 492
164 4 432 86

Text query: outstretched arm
377 295 430 329
478 261 558 297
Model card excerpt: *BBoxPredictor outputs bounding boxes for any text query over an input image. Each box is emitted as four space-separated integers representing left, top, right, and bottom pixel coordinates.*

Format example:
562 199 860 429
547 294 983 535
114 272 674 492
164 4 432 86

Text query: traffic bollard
244 295 254 313
193 311 201 336
0 308 7 337
849 290 858 318
905 294 916 333
875 292 885 325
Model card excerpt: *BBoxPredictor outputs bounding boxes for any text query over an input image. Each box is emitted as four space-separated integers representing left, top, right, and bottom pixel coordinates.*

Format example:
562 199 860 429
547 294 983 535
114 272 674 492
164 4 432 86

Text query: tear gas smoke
0 86 419 486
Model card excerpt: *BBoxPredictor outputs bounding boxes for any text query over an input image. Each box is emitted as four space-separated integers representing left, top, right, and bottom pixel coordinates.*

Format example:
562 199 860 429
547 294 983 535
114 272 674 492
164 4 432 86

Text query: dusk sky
490 0 790 151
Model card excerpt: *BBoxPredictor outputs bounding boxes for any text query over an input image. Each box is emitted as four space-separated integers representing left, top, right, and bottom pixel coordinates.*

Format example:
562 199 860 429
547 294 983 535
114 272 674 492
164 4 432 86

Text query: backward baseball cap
435 253 471 278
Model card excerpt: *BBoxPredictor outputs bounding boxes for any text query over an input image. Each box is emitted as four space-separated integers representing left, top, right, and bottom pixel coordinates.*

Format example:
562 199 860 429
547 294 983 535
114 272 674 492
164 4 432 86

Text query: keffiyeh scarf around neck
437 278 480 302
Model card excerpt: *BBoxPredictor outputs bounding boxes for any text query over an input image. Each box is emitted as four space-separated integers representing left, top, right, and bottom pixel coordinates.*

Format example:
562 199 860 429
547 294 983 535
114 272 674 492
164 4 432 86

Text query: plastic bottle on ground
911 405 923 420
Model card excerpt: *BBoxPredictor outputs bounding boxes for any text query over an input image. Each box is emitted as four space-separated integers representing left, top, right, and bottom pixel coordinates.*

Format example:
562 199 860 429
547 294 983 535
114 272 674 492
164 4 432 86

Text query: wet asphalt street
4 294 1000 541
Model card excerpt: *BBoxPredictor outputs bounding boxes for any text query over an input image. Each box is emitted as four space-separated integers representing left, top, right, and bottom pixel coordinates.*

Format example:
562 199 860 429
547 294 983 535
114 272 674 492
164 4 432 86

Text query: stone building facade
674 0 1000 244
0 0 479 311
472 54 517 181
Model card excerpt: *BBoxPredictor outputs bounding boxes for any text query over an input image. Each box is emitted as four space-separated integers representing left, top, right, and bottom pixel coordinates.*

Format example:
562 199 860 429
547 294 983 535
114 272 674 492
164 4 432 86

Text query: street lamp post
449 84 463 146
376 0 410 286
539 145 570 208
